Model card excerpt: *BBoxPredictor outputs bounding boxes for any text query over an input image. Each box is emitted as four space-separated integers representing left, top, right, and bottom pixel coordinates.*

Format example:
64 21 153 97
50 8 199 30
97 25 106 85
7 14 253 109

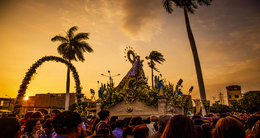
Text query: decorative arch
13 56 83 114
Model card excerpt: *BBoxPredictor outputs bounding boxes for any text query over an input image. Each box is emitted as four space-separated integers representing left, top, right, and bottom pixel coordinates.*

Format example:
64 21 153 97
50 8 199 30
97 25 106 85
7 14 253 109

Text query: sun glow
23 96 29 100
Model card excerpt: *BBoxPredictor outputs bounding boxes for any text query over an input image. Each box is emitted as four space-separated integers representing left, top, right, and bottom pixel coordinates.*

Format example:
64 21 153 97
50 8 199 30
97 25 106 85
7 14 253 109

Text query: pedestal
175 106 184 115
157 96 167 115
96 99 102 114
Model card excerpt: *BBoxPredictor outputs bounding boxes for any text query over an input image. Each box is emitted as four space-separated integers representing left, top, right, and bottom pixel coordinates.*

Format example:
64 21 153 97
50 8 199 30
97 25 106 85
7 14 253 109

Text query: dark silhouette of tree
210 101 231 113
163 0 212 101
240 91 260 113
51 26 93 110
145 51 165 88
230 101 245 113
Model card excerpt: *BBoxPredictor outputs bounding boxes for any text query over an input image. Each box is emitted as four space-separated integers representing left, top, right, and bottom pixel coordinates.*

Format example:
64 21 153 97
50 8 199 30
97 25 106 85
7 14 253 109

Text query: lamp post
175 78 183 94
101 70 120 105
97 81 99 90
188 86 194 95
96 80 99 100
5 94 11 110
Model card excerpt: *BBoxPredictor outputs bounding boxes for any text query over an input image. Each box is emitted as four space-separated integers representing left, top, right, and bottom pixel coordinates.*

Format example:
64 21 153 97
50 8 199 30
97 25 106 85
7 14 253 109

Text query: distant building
22 92 85 115
0 98 15 114
226 85 242 106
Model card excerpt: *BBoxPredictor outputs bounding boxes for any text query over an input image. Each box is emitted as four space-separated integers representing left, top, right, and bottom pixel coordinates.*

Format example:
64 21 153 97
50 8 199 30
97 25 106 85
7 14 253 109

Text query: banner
202 100 210 115
183 95 191 115
193 99 201 115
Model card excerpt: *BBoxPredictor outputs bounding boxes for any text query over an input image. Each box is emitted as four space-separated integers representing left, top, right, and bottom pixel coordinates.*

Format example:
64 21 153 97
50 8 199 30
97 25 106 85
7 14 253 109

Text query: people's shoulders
21 132 31 138
147 122 156 131
51 131 57 138
112 128 123 137
96 122 113 133
126 134 134 138
21 134 29 138
97 122 112 128
147 122 155 126
54 136 68 138
150 132 162 138
87 134 111 138
113 128 123 132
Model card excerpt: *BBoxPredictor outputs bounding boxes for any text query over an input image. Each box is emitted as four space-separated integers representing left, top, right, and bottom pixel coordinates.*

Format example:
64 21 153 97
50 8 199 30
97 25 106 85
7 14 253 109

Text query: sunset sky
0 0 259 104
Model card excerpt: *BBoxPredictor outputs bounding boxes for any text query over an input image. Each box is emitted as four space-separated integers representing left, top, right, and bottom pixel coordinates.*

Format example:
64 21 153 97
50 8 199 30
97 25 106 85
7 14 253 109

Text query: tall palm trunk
151 67 154 88
184 6 206 101
65 62 71 110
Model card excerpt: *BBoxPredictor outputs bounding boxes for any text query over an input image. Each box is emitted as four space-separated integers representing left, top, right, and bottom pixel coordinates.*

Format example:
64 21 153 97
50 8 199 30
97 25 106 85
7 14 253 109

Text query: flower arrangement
101 78 158 109
100 55 187 109
100 78 189 109
168 94 187 108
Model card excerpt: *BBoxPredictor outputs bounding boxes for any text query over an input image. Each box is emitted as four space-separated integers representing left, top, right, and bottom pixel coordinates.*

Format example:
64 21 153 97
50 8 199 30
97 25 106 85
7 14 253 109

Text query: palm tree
51 26 93 110
163 0 212 101
146 51 165 88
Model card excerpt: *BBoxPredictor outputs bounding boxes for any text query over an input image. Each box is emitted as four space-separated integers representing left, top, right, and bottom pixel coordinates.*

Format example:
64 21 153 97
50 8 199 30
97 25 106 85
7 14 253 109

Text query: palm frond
163 0 173 13
52 26 93 62
191 1 198 9
154 58 165 64
163 0 212 14
197 0 211 6
57 43 69 56
68 26 78 40
148 62 154 68
74 41 93 53
74 33 89 41
154 67 159 72
186 5 195 14
82 42 94 53
75 48 85 62
51 35 68 43
67 48 77 61
147 51 165 64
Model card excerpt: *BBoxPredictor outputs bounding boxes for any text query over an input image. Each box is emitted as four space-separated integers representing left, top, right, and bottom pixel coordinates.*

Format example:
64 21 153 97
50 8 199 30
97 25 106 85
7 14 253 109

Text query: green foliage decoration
101 80 158 109
168 94 187 108
13 56 83 114
163 81 174 98
70 101 96 113
101 78 188 109
162 80 188 108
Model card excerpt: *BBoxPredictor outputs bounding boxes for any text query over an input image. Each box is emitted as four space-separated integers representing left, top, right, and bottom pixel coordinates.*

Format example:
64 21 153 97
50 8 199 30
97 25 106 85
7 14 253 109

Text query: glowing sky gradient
0 0 259 104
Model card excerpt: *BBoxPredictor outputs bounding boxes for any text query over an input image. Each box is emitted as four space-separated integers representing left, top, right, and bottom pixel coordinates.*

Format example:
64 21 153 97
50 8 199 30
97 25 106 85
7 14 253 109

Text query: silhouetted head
250 120 260 138
161 115 197 138
157 115 171 133
110 116 118 123
150 115 158 122
130 117 144 126
0 117 21 138
98 110 110 121
133 124 149 138
53 111 82 135
212 116 245 138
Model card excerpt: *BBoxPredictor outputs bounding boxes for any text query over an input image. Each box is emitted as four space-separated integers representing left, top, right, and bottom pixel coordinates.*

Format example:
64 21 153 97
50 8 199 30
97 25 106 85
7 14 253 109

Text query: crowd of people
0 110 260 138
